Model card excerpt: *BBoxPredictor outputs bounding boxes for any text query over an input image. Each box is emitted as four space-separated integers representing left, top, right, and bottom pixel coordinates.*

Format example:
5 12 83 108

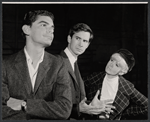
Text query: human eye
41 23 47 27
110 58 113 61
76 36 80 40
83 40 89 43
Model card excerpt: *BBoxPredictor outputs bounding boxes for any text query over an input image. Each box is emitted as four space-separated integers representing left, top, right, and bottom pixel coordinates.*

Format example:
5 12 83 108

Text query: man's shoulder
59 50 68 58
45 51 64 65
3 50 24 64
88 71 105 79
119 76 134 88
45 51 57 59
55 50 70 64
83 71 105 82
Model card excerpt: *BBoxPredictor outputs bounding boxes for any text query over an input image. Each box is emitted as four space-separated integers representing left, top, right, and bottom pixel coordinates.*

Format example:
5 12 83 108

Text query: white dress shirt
64 47 77 71
24 47 44 90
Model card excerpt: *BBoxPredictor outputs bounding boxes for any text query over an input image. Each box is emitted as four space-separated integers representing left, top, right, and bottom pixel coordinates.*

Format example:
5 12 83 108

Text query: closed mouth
76 48 83 52
45 36 52 40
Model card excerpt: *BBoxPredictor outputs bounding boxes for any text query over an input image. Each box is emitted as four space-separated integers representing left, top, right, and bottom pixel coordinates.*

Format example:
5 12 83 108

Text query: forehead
73 31 90 40
111 53 127 68
34 15 54 25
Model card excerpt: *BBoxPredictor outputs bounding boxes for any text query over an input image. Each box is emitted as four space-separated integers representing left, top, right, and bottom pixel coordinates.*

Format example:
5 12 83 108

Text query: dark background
2 3 148 100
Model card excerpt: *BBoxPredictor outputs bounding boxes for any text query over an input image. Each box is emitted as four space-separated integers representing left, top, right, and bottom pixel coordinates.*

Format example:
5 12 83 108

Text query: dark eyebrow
38 21 54 28
38 21 49 24
76 35 81 39
76 36 89 42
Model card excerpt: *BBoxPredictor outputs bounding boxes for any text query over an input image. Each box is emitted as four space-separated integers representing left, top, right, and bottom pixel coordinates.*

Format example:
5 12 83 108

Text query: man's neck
106 73 118 79
25 44 44 64
67 47 78 59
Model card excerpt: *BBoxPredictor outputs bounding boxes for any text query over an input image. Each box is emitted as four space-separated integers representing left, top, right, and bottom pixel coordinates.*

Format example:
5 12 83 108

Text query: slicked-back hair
68 23 94 43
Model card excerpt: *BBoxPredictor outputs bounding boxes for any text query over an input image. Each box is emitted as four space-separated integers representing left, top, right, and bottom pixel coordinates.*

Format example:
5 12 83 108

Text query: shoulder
119 76 134 87
45 52 65 66
54 51 69 64
59 50 68 60
45 51 61 60
119 76 135 93
86 71 105 79
83 71 105 81
3 50 22 65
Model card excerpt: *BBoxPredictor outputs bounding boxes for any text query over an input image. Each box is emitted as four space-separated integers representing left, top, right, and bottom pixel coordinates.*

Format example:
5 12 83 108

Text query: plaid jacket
83 72 148 120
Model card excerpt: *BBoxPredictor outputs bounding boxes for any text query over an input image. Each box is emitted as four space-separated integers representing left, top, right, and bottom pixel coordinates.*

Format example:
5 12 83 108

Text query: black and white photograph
1 2 148 120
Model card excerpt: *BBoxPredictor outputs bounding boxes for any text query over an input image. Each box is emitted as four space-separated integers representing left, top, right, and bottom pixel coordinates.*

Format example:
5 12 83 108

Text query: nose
79 40 84 47
46 27 54 34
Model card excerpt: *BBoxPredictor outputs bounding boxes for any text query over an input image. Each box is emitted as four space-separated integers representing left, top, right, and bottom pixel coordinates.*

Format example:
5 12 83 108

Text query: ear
67 35 71 44
22 25 30 35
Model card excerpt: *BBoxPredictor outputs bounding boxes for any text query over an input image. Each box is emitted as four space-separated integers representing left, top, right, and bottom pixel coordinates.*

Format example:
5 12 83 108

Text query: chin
44 43 52 47
75 51 81 55
79 51 84 55
106 71 109 75
106 70 113 76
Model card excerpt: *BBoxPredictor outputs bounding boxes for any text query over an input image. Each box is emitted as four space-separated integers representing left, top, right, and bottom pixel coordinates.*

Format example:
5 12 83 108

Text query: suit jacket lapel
60 51 86 100
34 52 51 94
60 51 79 86
14 50 32 95
67 60 78 84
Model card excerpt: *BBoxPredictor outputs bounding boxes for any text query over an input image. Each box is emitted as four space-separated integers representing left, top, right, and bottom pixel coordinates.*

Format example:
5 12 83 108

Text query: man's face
27 15 54 47
68 31 90 57
105 53 128 76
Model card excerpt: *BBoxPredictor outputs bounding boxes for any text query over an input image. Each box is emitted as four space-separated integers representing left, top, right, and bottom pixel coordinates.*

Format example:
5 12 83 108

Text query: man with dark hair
60 23 115 119
83 49 148 120
2 10 72 120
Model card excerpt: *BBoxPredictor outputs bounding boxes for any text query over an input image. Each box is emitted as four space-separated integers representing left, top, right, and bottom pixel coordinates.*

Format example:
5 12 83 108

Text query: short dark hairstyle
23 10 54 26
115 49 135 72
68 23 93 43
22 10 54 38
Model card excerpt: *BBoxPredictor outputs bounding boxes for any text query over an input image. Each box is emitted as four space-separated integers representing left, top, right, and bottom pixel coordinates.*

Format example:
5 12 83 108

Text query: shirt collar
64 47 77 64
105 74 119 83
24 46 44 63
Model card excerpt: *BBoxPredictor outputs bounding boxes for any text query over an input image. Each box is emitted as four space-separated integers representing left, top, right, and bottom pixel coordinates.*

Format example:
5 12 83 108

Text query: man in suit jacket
60 23 115 119
83 49 148 120
2 10 72 120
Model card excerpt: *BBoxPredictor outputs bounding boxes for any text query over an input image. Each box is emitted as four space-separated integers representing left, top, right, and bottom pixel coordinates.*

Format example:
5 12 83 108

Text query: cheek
71 41 78 47
32 30 42 38
51 34 54 39
69 43 76 51
85 45 89 49
31 32 38 40
105 65 110 72
70 42 75 48
83 43 89 50
112 68 120 74
106 62 110 68
36 27 46 34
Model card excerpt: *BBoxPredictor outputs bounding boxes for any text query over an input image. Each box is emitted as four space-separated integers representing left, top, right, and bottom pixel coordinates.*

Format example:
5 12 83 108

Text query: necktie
74 61 86 101
74 61 80 84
